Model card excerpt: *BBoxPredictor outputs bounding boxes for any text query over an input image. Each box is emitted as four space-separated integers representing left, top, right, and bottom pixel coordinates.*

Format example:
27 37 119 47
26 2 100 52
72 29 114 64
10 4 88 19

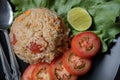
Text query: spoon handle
3 30 21 80
0 43 13 80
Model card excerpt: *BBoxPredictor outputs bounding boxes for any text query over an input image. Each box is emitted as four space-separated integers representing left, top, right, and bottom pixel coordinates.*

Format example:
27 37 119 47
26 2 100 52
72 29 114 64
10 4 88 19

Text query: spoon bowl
0 0 13 29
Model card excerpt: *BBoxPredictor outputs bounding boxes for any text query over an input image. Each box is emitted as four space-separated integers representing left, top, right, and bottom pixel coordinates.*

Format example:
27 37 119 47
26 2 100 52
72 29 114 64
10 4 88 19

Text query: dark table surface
0 30 120 80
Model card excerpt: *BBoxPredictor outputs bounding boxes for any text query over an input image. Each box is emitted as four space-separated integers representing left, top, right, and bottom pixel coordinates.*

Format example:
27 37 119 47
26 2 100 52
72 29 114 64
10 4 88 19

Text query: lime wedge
67 7 92 31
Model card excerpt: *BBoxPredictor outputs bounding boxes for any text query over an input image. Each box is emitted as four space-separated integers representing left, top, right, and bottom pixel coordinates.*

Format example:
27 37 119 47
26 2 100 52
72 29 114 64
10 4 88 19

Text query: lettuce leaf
10 0 120 52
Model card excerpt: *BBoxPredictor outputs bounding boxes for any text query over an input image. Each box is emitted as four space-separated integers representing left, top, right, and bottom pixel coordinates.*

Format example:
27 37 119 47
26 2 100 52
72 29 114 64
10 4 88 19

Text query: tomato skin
62 49 92 76
49 58 77 80
71 31 100 58
21 64 38 80
32 63 50 80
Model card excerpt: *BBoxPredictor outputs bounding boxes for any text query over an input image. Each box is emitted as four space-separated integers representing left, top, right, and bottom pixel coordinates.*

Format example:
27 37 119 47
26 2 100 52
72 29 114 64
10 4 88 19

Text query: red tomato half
21 64 38 80
71 31 100 58
49 58 77 80
32 63 50 80
62 49 92 76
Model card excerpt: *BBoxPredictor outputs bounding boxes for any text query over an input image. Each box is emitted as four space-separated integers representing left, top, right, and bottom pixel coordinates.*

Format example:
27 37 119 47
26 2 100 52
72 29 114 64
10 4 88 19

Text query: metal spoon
0 0 21 80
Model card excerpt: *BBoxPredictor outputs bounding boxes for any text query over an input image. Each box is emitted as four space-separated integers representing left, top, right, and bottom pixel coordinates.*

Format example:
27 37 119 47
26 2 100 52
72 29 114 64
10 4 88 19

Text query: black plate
0 30 120 80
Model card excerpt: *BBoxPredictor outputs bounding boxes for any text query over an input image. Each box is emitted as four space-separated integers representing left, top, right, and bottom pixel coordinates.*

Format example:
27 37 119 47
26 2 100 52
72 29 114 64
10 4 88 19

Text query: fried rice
9 8 69 64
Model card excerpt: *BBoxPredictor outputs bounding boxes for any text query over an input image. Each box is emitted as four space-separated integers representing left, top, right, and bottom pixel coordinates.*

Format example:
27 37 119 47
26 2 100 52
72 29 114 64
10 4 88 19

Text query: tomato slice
21 64 38 80
62 49 91 76
71 31 100 58
49 58 77 80
32 63 50 80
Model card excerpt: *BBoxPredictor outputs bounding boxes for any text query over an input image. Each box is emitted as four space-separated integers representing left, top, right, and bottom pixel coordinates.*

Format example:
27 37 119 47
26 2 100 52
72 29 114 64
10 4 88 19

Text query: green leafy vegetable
10 0 120 52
